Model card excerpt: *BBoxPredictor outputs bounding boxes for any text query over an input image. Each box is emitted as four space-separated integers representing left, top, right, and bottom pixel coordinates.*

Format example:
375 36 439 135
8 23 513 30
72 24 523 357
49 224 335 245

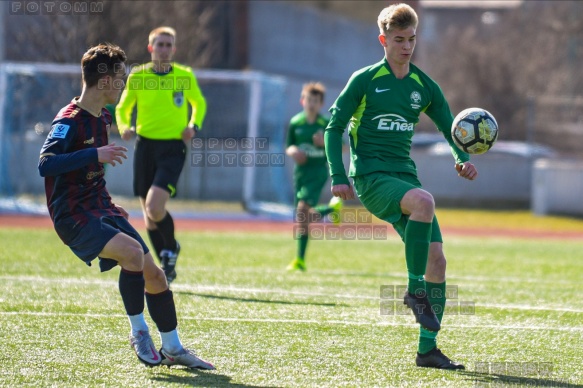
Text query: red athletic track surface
1 214 583 240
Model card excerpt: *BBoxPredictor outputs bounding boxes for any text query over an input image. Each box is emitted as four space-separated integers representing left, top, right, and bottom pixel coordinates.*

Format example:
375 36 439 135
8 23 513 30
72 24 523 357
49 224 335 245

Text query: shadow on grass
459 370 582 387
175 291 344 307
151 368 280 387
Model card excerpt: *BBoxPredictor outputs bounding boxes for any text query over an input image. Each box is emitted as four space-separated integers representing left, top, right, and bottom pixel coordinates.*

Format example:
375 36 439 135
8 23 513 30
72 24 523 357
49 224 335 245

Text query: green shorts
294 166 329 207
353 171 442 242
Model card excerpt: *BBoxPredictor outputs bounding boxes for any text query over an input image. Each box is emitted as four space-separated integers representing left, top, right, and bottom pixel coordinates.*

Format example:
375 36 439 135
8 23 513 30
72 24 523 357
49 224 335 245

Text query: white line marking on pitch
1 311 582 332
1 275 582 313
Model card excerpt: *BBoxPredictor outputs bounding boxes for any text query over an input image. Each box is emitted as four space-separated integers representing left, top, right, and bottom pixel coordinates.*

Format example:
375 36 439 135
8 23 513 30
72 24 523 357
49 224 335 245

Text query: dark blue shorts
54 215 149 272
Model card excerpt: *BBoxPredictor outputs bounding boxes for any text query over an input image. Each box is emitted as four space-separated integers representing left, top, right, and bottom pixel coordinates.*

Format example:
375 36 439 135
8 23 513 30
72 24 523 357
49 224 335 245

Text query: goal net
0 62 294 217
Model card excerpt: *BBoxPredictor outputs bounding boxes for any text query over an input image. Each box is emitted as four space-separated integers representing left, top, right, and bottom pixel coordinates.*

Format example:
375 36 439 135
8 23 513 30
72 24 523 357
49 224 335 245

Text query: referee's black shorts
133 135 186 198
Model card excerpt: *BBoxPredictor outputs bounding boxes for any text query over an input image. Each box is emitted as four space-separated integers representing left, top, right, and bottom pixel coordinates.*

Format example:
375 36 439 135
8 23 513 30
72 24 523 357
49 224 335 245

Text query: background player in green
116 26 207 284
325 3 477 369
285 82 343 271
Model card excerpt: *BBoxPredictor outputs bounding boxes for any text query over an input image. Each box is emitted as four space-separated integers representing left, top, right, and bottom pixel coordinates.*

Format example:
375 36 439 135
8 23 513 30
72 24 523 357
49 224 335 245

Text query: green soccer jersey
286 111 329 171
325 58 469 186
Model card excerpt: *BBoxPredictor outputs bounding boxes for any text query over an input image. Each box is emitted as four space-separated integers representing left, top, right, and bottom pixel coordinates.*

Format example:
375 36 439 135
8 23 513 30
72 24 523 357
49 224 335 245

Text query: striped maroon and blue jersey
39 98 122 225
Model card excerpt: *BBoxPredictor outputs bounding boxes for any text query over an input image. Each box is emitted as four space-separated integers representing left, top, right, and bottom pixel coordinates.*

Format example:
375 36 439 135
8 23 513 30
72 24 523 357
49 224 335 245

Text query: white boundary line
1 275 583 313
1 311 582 332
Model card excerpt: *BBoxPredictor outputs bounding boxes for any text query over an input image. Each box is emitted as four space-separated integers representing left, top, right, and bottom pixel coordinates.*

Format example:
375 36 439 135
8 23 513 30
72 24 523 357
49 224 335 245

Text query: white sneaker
130 331 162 367
160 347 215 370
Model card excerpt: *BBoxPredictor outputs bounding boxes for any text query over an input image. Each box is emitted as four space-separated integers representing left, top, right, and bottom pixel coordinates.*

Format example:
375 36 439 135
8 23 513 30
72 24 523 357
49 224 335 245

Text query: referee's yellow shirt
116 62 207 140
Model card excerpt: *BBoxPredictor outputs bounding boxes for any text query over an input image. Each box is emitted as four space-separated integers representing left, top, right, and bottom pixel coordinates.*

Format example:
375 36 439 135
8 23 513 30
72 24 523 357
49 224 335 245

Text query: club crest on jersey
410 91 422 110
173 91 184 107
49 123 70 139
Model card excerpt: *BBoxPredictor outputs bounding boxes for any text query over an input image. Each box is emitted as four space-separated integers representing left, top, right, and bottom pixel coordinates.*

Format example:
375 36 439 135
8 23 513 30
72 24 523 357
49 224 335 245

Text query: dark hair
81 43 127 87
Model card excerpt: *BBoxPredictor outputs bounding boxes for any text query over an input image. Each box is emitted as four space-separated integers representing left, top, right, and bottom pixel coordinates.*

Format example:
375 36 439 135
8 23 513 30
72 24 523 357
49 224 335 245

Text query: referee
116 26 207 284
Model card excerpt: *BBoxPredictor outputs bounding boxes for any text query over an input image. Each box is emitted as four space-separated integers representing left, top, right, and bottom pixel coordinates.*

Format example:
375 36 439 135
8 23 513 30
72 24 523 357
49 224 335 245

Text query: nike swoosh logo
375 87 390 93
161 350 175 362
150 345 160 361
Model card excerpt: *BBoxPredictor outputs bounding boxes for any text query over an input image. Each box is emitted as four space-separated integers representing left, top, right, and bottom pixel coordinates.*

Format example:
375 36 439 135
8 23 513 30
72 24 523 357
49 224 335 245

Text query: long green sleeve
325 127 349 186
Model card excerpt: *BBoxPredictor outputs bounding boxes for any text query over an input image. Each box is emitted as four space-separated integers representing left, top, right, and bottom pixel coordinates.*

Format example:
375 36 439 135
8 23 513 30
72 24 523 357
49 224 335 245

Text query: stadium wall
247 1 380 123
532 159 583 217
412 149 533 209
20 133 536 209
0 65 556 211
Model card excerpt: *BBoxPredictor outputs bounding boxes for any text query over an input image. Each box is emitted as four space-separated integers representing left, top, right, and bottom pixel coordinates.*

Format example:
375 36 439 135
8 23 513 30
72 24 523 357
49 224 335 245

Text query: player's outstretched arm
97 143 128 166
455 162 477 181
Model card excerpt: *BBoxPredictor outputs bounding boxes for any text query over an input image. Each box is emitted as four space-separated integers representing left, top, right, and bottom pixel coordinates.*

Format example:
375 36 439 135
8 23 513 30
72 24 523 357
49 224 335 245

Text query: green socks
418 281 446 354
297 234 309 260
404 219 442 354
295 206 332 262
404 220 432 295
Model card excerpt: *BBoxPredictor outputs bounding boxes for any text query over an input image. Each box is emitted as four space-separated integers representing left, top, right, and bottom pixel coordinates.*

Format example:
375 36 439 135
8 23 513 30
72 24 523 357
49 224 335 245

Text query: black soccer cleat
165 269 177 284
160 241 180 285
416 348 465 370
403 291 441 332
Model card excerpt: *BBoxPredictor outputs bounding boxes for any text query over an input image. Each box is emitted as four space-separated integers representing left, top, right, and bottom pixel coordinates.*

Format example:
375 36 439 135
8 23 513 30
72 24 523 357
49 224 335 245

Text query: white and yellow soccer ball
451 107 499 154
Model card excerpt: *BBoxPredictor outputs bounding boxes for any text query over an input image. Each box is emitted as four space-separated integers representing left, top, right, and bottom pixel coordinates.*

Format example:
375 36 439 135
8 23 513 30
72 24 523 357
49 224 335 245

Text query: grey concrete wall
24 133 536 209
532 159 583 216
248 0 381 122
248 1 380 83
412 149 534 209
7 2 551 210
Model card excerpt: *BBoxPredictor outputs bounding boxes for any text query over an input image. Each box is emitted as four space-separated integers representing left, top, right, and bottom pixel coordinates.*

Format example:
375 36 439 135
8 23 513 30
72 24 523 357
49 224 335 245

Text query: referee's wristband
189 124 201 134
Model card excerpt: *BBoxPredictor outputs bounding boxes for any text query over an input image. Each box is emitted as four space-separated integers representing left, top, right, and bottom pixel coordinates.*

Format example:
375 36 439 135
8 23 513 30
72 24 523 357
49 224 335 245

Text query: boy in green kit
286 82 343 271
325 4 477 369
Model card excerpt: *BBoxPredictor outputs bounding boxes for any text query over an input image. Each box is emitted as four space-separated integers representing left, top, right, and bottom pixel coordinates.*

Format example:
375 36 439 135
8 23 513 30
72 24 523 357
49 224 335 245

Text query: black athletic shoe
160 241 180 284
165 269 177 284
416 348 465 370
403 291 441 332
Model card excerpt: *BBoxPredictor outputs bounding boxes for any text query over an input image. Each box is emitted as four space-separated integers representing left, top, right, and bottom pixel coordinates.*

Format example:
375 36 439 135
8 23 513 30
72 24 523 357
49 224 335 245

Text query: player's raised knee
417 192 435 215
402 189 435 221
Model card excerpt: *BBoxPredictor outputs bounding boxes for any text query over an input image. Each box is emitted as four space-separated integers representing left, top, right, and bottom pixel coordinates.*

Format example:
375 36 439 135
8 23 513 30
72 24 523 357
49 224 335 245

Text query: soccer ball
451 108 499 154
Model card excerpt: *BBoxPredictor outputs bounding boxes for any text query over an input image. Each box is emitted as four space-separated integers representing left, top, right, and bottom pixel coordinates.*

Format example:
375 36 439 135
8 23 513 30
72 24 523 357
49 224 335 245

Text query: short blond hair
301 82 326 102
148 26 176 45
377 3 418 34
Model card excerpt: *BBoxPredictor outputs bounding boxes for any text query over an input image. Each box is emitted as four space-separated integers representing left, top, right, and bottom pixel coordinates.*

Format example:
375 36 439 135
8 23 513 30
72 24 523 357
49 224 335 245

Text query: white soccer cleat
130 330 162 367
160 347 215 370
